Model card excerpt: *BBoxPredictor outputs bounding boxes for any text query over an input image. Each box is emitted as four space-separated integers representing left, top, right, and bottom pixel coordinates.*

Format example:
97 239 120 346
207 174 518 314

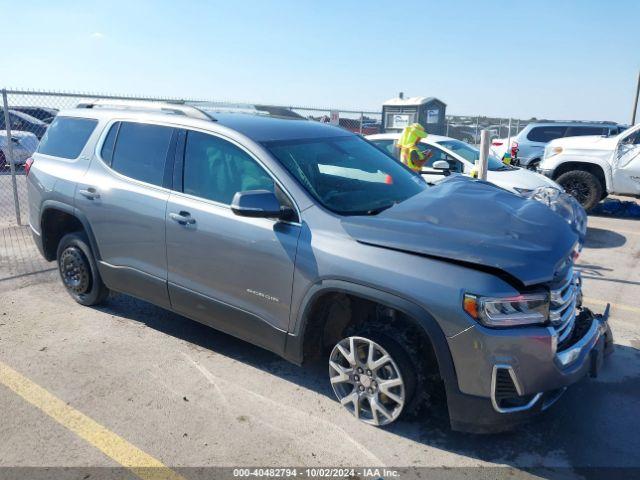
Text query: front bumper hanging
447 305 613 433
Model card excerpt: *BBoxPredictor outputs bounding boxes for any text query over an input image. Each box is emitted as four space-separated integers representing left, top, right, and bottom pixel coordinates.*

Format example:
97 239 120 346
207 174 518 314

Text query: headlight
543 145 563 159
463 293 549 327
528 187 587 245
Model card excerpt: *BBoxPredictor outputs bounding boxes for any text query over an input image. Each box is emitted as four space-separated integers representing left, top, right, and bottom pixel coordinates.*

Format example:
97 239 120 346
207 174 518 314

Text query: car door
77 120 177 309
165 128 301 355
611 127 640 195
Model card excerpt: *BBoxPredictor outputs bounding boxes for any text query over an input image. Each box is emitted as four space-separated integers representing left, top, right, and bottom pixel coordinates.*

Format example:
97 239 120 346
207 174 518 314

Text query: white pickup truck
538 124 640 210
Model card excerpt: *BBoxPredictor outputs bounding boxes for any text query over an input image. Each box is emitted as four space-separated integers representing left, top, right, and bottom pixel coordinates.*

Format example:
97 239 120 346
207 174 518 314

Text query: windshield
264 135 427 215
436 139 509 171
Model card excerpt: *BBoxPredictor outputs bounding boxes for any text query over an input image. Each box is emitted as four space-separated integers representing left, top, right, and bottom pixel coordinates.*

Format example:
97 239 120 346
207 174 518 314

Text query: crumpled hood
342 176 578 286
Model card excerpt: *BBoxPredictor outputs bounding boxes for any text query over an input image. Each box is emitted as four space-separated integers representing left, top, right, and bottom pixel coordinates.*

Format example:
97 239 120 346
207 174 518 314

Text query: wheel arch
40 201 101 262
552 160 609 193
526 157 541 168
285 280 458 390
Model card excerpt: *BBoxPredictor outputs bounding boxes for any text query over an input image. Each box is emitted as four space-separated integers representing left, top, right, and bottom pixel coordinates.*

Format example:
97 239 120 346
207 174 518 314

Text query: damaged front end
447 264 613 433
525 186 588 248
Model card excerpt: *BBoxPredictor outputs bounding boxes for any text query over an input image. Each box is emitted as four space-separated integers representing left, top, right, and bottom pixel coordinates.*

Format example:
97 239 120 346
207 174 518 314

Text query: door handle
79 187 100 199
169 211 196 225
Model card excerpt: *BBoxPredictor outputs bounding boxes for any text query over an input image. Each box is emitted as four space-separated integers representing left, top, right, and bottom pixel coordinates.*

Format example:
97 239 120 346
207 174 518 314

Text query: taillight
24 157 34 176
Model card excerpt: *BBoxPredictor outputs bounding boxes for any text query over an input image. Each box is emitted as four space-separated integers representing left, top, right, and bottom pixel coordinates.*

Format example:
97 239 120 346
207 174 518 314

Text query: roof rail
75 99 215 121
529 119 618 125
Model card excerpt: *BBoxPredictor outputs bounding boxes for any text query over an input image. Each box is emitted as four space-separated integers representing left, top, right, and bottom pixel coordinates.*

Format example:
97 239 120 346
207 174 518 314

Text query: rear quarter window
37 117 98 159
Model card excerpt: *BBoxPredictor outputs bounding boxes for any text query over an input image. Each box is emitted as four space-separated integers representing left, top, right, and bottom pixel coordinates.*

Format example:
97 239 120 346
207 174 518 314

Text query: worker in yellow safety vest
395 123 432 172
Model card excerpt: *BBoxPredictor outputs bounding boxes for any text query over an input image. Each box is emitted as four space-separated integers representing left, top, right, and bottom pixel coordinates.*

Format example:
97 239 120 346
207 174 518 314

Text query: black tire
556 170 603 211
56 232 109 306
526 159 540 171
355 326 418 412
344 319 436 421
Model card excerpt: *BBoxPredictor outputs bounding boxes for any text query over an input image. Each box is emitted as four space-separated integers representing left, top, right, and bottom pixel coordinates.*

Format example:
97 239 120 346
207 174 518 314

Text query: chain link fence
0 88 534 282
0 88 535 229
0 89 388 230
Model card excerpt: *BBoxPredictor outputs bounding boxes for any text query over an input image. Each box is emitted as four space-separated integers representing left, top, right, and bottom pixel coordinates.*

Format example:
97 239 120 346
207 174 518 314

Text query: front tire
526 159 540 171
556 170 603 211
329 331 417 426
56 232 109 306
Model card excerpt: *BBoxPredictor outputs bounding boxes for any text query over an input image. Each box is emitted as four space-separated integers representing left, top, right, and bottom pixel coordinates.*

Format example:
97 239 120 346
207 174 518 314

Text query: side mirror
432 160 450 170
231 190 282 219
432 160 453 176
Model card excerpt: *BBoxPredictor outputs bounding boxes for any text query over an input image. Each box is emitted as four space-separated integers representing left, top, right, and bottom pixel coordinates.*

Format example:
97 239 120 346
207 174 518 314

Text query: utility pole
632 70 640 125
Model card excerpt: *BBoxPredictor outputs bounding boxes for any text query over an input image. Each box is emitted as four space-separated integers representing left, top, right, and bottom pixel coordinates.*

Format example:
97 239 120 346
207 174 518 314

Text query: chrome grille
549 267 581 343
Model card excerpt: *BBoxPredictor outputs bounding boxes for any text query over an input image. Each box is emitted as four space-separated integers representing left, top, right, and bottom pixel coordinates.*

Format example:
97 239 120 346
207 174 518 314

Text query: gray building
382 95 447 135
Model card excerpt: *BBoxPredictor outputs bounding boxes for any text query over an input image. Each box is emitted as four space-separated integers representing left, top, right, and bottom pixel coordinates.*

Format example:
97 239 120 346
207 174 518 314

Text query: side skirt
98 261 171 310
168 282 287 357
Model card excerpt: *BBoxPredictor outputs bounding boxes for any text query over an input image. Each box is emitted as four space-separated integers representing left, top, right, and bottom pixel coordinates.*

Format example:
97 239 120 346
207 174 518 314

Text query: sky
2 0 639 122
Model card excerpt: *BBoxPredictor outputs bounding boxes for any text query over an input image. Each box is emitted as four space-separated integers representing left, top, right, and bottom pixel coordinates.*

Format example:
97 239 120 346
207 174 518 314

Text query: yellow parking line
0 361 185 480
584 297 640 315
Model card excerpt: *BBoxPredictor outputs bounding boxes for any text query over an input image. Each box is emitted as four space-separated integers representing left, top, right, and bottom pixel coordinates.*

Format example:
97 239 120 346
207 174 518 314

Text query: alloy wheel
564 179 591 204
329 336 405 426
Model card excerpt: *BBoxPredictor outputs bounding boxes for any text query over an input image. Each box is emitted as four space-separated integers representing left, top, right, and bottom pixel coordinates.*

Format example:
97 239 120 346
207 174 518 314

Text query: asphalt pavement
0 200 638 480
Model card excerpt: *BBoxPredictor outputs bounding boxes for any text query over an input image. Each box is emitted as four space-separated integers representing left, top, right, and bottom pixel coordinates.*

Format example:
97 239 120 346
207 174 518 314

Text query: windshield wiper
365 204 394 215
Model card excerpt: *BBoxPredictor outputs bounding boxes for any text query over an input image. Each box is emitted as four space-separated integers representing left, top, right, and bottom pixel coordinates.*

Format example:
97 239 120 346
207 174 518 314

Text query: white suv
538 124 640 210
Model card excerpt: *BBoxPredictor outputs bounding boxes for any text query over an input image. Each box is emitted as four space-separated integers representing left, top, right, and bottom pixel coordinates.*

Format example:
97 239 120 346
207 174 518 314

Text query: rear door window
565 126 607 137
37 116 98 159
110 122 174 186
526 126 567 143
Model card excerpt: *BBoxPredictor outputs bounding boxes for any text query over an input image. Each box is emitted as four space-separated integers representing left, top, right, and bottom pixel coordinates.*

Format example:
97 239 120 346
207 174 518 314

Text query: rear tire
56 232 109 306
556 170 603 211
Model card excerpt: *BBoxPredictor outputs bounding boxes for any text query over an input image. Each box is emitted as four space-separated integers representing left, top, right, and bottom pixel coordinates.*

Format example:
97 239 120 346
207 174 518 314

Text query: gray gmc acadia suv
27 102 612 433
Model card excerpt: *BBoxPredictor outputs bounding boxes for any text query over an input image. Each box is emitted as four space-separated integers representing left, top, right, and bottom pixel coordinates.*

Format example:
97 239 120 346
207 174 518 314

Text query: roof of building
383 96 446 107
